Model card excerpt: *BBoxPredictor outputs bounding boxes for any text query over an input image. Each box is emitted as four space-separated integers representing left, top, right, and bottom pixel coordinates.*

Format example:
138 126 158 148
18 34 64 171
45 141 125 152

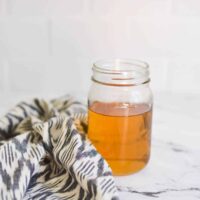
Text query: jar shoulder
88 82 153 105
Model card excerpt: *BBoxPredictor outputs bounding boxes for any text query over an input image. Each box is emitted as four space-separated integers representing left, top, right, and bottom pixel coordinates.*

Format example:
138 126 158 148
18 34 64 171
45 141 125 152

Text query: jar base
107 158 150 176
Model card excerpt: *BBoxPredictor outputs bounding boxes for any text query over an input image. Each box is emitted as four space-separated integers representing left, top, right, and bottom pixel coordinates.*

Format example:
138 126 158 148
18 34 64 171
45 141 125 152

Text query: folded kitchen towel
0 95 118 200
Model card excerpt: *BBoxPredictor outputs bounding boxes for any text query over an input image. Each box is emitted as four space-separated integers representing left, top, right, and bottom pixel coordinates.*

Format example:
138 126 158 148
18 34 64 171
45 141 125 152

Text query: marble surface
116 92 200 200
0 92 199 199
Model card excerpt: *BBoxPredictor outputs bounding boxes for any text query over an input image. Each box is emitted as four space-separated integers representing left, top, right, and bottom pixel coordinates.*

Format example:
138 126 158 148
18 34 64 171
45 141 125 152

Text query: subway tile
130 17 200 58
0 0 2 14
0 61 5 91
43 58 79 94
146 58 168 92
167 59 200 93
75 57 92 94
51 17 116 59
6 0 85 17
4 0 171 17
172 0 200 16
86 0 170 16
6 0 83 17
0 60 10 96
0 0 6 16
43 57 91 95
8 59 47 93
48 0 85 16
129 18 172 58
51 16 153 59
113 18 151 58
7 57 90 96
85 0 117 16
7 57 91 97
0 17 49 58
115 0 170 17
166 18 200 57
6 0 48 16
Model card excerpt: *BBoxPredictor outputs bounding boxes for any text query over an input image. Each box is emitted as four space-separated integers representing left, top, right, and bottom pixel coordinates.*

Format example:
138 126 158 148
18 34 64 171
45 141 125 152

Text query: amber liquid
88 102 152 175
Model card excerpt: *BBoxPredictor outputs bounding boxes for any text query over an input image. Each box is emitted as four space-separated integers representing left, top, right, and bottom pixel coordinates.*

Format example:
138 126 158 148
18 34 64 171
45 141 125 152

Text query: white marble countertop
0 92 199 200
116 92 200 200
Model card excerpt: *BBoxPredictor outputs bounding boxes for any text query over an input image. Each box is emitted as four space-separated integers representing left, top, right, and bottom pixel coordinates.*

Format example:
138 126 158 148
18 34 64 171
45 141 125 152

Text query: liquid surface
88 102 152 175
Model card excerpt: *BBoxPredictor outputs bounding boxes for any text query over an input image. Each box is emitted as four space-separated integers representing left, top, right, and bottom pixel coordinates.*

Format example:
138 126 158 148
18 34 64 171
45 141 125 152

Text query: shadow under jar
88 59 153 176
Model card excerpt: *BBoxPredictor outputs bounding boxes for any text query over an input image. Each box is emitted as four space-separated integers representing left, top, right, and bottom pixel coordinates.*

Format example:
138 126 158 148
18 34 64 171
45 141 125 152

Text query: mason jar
88 59 153 175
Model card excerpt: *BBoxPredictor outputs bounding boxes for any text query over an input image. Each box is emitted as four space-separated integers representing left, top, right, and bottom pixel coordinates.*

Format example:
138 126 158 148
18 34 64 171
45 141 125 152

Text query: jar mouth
93 59 149 73
92 59 150 86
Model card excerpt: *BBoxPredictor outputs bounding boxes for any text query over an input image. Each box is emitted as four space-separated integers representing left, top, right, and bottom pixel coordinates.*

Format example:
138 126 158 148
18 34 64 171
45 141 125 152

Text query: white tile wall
0 17 49 58
86 0 171 17
172 0 200 16
1 60 10 93
0 0 200 107
42 57 88 95
8 58 47 93
48 0 86 17
167 59 200 93
6 0 48 16
0 0 6 16
166 18 200 57
6 0 86 17
0 60 5 92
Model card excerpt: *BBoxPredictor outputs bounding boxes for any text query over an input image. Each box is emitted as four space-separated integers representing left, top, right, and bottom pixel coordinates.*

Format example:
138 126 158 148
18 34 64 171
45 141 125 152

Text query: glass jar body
88 60 153 175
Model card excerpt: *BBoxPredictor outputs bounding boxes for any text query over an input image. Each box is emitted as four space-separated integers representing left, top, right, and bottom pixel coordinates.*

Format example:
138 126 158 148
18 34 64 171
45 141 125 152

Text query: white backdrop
0 0 200 109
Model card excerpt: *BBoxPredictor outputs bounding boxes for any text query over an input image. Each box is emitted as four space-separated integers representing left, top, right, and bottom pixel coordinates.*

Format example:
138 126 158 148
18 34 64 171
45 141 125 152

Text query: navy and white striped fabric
0 96 118 200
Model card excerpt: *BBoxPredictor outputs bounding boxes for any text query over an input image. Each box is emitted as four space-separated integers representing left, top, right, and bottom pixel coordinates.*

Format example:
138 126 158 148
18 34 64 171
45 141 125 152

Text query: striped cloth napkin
0 95 118 200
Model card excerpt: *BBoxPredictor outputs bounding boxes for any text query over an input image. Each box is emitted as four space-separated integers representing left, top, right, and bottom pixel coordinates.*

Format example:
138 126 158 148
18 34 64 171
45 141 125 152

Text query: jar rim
92 59 150 86
93 59 149 74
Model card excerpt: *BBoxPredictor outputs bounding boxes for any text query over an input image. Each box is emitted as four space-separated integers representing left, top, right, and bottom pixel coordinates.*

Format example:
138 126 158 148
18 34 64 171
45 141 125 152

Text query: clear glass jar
88 59 153 175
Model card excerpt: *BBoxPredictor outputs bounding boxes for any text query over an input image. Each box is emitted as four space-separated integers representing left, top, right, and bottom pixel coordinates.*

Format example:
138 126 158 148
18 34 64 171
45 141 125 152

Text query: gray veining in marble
116 92 200 200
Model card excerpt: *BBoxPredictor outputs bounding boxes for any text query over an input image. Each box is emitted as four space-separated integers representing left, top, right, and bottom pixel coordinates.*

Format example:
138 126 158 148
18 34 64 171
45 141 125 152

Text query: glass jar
88 59 153 176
